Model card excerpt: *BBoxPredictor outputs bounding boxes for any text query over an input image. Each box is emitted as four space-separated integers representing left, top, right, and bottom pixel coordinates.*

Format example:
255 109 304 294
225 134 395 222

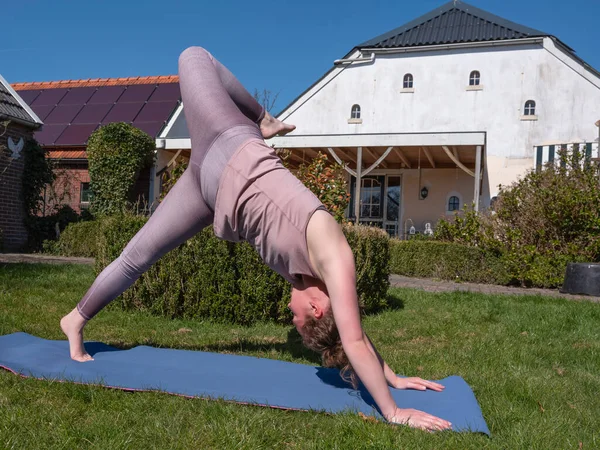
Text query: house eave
0 113 42 130
0 74 43 128
358 37 545 55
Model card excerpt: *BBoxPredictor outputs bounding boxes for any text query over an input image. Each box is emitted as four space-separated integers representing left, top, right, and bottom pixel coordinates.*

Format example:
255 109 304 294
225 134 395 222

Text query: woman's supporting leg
61 166 212 361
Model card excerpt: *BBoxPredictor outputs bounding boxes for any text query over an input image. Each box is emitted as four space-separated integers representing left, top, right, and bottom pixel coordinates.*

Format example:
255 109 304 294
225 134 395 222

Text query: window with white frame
448 195 460 212
469 70 481 86
524 100 536 116
350 104 361 119
403 73 413 89
80 182 92 208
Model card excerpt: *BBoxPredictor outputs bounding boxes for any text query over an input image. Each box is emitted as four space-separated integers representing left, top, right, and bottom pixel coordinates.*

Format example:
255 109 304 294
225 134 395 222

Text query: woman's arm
307 212 451 430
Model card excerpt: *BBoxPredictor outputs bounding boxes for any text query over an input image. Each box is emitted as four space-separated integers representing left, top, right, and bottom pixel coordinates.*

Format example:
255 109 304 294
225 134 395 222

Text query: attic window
469 71 480 86
351 104 361 119
524 100 536 116
403 73 414 89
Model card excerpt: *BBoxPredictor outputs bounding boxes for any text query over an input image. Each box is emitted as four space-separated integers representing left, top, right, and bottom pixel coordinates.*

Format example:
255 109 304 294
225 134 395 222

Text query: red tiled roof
47 150 87 159
12 75 179 91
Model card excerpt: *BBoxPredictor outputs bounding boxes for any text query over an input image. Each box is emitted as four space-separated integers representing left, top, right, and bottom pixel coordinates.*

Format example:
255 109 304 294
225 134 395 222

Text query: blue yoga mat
0 332 489 434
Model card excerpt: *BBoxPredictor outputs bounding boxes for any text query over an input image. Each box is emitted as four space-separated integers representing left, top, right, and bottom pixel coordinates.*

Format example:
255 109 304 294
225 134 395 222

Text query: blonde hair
301 309 358 389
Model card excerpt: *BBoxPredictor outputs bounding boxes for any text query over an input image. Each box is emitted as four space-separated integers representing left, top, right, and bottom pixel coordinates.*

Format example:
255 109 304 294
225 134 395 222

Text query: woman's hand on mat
393 376 445 392
388 407 452 432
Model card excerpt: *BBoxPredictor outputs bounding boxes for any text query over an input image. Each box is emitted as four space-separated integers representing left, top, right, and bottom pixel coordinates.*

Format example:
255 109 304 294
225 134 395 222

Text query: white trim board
268 132 486 148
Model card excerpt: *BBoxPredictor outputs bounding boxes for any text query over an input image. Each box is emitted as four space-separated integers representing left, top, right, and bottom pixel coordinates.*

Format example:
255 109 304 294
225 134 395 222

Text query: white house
159 1 600 237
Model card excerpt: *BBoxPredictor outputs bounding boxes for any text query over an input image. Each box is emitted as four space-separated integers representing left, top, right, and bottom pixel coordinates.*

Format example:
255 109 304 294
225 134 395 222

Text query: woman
60 47 451 432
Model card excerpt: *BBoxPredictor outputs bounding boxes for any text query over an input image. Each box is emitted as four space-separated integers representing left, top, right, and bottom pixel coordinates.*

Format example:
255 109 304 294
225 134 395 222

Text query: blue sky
4 0 599 114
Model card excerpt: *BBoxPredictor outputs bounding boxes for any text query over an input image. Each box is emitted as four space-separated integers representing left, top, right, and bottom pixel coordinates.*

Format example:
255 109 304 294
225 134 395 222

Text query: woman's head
288 276 330 333
289 276 357 387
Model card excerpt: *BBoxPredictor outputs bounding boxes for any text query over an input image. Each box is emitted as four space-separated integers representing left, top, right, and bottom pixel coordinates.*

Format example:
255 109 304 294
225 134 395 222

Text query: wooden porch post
354 147 362 224
474 145 482 212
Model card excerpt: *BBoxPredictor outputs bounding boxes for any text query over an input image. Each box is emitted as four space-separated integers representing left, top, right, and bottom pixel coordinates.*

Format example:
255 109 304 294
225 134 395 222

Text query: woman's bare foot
60 308 94 362
259 111 296 139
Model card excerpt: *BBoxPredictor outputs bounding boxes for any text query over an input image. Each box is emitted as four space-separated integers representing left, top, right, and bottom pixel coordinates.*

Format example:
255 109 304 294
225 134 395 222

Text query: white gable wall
280 38 600 197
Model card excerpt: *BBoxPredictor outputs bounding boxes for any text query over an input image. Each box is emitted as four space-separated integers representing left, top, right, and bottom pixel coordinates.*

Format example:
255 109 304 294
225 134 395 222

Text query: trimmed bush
389 239 509 285
26 205 80 252
94 214 390 325
343 224 390 310
45 220 102 257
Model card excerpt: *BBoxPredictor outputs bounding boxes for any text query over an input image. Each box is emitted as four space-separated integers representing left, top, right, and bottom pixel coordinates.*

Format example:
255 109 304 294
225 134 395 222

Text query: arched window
403 73 414 89
469 70 480 86
448 195 460 212
351 104 361 119
524 100 536 116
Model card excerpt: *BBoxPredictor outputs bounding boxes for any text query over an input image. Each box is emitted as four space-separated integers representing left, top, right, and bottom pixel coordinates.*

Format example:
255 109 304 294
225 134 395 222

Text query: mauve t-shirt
213 138 325 284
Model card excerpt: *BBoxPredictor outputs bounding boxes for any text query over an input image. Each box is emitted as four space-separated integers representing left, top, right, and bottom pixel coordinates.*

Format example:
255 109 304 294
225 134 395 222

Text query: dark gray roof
0 75 42 128
358 1 549 49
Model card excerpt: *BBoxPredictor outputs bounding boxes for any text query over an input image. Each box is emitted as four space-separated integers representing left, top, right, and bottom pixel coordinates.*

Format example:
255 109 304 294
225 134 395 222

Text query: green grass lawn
1 263 599 449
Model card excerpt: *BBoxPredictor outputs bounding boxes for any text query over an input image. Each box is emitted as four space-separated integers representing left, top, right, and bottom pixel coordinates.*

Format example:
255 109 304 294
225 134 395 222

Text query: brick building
12 76 181 213
0 75 43 251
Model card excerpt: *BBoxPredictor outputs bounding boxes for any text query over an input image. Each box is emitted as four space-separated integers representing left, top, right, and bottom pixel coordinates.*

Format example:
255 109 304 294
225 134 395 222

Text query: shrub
22 139 54 216
343 224 390 310
26 204 80 252
389 239 509 285
94 214 390 325
433 146 600 287
160 159 188 201
20 139 57 251
46 219 101 257
281 151 350 223
87 123 155 215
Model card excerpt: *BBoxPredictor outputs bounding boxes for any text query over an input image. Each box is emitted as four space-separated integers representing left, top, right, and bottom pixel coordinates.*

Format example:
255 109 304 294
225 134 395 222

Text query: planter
560 263 600 296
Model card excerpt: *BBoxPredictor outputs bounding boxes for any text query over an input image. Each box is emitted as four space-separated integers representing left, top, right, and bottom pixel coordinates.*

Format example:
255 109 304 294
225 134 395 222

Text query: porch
268 132 486 238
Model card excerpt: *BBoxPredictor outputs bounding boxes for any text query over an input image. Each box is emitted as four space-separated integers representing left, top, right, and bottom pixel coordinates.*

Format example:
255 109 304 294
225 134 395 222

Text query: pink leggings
77 47 264 320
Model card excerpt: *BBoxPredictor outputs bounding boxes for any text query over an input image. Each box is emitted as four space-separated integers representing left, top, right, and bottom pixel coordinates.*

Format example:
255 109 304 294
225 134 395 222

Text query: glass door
349 176 384 227
384 176 401 237
349 175 402 236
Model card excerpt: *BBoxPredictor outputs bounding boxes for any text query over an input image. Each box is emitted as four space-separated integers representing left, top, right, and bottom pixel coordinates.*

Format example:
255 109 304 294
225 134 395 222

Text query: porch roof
267 131 486 170
268 131 485 149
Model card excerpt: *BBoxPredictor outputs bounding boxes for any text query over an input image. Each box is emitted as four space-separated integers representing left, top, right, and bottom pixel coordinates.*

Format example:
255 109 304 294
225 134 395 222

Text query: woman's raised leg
178 46 294 147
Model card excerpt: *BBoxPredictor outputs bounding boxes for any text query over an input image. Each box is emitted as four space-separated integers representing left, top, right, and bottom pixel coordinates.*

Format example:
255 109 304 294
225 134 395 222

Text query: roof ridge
12 75 180 91
357 0 548 49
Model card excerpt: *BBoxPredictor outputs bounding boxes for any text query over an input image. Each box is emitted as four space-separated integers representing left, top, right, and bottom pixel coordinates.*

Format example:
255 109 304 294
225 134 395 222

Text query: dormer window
403 73 414 89
469 71 480 86
524 100 536 116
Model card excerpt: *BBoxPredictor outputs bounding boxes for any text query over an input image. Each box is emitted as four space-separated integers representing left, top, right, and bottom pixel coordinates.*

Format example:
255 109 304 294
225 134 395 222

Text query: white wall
280 38 600 197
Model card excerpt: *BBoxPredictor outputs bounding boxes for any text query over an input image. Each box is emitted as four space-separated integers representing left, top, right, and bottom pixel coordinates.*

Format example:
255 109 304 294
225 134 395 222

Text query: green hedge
86 215 390 325
45 220 101 257
389 239 509 285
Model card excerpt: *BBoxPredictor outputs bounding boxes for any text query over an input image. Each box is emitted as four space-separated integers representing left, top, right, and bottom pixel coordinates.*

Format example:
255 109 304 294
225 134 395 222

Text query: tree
253 89 279 113
87 123 156 215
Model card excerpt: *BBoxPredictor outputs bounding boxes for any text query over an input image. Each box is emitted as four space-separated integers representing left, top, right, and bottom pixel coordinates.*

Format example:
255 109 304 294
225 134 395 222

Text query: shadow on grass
88 293 403 365
384 291 405 310
91 327 322 365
